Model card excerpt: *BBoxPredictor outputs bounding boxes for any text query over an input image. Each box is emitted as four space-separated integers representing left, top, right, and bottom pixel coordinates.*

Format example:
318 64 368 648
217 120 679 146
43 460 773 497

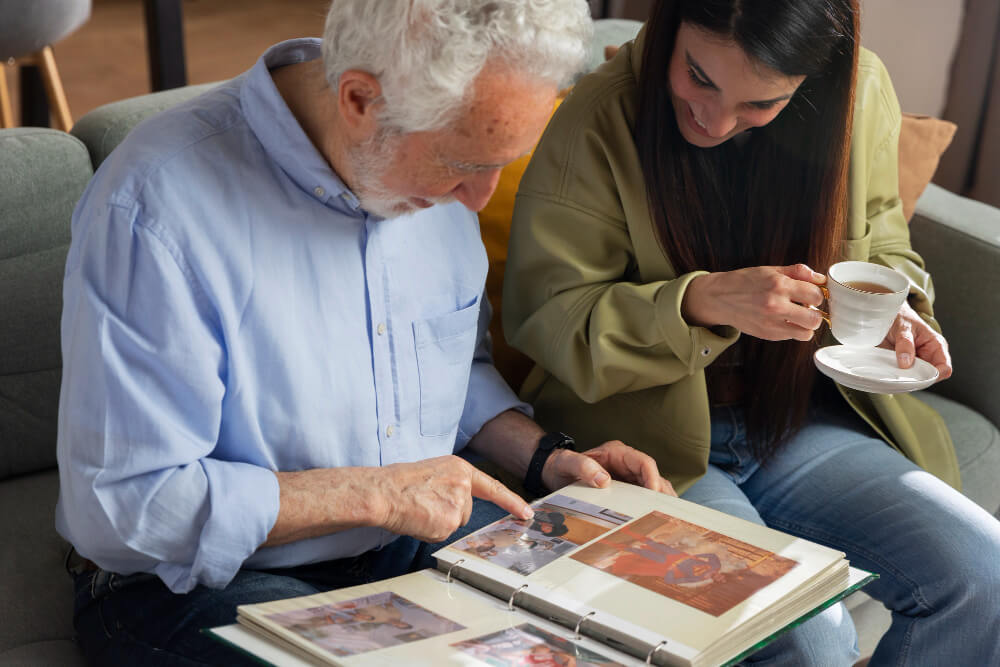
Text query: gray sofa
2 23 998 666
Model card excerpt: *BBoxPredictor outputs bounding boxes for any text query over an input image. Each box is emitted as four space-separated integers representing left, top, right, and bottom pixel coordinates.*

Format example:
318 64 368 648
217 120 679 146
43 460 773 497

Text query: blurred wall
861 0 965 116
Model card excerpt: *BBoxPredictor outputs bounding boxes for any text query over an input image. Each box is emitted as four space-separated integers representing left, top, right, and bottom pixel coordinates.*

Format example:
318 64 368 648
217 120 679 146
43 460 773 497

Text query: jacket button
701 346 711 356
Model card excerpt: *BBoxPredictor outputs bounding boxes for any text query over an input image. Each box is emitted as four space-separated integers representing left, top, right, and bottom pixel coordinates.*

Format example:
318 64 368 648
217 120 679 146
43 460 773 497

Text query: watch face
540 432 575 451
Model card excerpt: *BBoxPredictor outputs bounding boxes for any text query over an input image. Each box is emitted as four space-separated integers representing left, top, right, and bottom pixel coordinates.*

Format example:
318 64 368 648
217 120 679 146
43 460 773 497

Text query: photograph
265 591 465 657
451 623 626 667
571 512 799 616
451 495 632 575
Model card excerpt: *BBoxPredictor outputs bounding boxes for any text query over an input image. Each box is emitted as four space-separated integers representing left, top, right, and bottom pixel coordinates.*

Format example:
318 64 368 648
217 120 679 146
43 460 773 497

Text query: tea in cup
817 261 908 346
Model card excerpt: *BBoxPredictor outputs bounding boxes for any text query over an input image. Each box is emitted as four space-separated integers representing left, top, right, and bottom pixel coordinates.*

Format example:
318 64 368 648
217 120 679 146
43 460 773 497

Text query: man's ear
337 69 383 139
604 45 621 61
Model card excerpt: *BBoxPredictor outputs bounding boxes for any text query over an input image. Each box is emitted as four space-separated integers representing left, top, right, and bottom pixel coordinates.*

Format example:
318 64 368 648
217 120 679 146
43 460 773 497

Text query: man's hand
374 455 534 543
879 301 953 380
541 440 676 496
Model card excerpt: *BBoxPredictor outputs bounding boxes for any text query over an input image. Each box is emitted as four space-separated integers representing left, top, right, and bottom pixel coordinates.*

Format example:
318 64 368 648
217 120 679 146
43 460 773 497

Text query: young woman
503 1 1000 664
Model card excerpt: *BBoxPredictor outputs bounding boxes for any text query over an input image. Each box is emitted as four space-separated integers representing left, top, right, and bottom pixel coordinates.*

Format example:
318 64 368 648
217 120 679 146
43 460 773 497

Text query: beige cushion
898 113 957 221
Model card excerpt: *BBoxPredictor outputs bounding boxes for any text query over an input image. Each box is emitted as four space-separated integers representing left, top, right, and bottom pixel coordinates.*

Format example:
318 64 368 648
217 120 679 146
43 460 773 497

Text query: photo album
207 481 874 666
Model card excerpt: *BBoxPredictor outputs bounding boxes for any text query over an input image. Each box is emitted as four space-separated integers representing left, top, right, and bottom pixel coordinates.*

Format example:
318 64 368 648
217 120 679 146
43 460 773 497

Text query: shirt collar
240 38 361 212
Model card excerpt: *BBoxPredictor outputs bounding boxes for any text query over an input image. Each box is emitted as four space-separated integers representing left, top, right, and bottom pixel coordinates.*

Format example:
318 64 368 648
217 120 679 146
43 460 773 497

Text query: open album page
234 568 644 666
434 482 849 666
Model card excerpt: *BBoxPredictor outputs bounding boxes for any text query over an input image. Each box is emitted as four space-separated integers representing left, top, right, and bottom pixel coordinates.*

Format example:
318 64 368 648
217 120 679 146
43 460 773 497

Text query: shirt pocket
412 299 480 437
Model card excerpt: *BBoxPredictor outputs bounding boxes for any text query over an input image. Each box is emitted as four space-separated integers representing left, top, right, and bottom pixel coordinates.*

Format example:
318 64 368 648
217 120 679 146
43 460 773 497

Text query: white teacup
819 261 909 347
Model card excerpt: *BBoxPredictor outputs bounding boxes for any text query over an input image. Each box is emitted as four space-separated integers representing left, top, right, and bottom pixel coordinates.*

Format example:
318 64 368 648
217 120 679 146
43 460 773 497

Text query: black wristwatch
524 432 576 497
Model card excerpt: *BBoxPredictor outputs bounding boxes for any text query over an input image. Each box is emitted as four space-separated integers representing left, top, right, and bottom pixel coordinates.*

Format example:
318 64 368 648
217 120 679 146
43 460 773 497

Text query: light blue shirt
55 39 529 594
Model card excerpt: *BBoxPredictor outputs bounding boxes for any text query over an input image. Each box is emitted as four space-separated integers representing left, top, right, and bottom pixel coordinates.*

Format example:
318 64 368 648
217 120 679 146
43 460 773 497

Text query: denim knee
746 602 859 666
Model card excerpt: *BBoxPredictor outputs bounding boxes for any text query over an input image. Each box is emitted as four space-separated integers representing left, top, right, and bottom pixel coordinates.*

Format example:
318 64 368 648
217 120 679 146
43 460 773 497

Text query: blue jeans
682 399 1000 666
71 498 509 666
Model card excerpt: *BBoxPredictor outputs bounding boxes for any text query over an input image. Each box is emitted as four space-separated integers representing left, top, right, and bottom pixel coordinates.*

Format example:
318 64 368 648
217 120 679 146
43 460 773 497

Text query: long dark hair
635 0 859 459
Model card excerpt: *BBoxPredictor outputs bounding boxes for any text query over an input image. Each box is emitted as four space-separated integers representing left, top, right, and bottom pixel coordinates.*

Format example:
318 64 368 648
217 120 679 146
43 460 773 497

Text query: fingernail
593 471 610 486
900 353 912 367
522 508 535 520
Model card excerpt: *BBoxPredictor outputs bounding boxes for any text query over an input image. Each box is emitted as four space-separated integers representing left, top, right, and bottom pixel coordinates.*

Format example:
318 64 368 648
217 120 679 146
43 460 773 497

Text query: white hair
321 0 593 134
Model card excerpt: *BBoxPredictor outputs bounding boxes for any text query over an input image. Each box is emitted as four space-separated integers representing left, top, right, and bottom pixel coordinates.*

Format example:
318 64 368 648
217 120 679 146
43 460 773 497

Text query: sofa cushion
0 470 76 655
0 129 91 480
898 113 956 222
919 391 1000 515
71 82 219 168
0 129 90 260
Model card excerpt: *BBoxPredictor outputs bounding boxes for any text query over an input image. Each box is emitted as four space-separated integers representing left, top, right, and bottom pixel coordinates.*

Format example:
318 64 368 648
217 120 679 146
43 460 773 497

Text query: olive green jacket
503 33 959 493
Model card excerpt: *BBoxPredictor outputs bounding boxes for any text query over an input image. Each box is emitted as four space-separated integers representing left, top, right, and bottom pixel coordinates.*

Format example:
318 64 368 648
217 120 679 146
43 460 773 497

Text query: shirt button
386 425 394 438
701 346 712 356
376 322 386 336
314 186 325 198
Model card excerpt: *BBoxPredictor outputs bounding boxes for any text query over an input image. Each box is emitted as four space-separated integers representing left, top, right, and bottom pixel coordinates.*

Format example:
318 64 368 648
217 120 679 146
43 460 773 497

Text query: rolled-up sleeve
455 291 533 450
56 200 279 593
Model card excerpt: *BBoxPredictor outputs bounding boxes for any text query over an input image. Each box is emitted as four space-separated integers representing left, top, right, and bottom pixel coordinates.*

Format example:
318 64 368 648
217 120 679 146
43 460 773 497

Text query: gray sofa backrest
0 128 92 657
0 129 92 482
71 82 219 168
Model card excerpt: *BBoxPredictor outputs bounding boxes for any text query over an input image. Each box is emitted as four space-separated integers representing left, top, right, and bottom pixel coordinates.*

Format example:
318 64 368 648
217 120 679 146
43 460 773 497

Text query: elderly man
56 1 673 664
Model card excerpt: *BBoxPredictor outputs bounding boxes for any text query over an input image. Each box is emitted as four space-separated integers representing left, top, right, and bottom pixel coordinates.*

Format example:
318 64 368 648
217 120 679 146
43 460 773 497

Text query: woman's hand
541 440 676 496
879 301 952 380
682 264 827 341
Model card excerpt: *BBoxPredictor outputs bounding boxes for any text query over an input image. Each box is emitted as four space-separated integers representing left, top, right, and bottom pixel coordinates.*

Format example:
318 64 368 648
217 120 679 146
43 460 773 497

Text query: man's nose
454 169 503 212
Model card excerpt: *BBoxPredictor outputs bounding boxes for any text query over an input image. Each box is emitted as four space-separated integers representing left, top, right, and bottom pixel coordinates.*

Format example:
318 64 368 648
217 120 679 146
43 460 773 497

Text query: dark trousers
71 499 508 665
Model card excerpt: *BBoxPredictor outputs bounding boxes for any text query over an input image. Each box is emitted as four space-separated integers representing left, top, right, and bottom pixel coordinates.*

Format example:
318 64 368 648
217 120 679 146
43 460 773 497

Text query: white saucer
814 345 939 394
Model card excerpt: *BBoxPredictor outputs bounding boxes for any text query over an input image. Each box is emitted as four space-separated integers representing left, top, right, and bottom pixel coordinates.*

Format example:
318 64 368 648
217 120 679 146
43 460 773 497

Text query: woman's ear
604 45 621 61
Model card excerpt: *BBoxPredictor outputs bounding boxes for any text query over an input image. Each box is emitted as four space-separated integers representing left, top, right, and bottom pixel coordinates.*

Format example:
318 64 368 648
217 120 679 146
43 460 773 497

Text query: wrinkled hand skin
375 455 534 543
542 440 677 497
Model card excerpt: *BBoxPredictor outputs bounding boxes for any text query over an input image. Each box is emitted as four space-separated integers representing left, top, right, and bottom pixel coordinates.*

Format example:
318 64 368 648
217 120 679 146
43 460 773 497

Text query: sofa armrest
910 182 1000 428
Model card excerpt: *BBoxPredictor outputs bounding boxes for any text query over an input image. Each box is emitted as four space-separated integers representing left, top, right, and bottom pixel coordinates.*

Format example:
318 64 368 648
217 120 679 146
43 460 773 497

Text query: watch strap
524 431 576 497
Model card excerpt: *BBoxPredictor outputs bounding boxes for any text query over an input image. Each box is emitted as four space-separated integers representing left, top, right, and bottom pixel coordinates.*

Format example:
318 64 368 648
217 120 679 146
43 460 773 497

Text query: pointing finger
469 467 534 520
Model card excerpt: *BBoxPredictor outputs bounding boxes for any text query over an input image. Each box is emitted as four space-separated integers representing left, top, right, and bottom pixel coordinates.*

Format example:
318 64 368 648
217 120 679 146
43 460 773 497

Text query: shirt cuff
455 362 533 451
156 460 280 593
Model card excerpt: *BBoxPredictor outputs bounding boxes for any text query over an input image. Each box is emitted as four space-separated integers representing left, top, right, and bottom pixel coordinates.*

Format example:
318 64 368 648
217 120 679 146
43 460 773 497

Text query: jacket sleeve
502 82 738 404
854 52 940 332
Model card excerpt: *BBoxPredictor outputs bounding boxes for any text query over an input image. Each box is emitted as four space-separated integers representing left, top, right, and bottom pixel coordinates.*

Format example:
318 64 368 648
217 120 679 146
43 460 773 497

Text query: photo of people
571 512 799 616
265 592 465 657
451 495 632 576
451 623 625 667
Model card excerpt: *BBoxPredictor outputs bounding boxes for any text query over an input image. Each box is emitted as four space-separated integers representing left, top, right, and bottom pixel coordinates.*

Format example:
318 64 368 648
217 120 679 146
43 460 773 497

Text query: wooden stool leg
36 46 73 131
0 66 14 128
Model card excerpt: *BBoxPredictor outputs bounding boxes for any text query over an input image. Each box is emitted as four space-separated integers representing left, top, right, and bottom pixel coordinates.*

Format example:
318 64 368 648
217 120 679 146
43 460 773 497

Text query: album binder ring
645 639 668 664
507 584 529 611
573 610 596 638
445 559 465 584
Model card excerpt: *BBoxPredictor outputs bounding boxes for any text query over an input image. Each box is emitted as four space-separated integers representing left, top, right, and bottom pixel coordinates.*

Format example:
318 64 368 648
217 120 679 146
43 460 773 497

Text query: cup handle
808 285 831 327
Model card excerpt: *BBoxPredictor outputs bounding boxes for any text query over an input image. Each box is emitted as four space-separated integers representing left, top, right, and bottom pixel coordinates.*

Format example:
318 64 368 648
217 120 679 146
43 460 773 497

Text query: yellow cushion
479 96 564 390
